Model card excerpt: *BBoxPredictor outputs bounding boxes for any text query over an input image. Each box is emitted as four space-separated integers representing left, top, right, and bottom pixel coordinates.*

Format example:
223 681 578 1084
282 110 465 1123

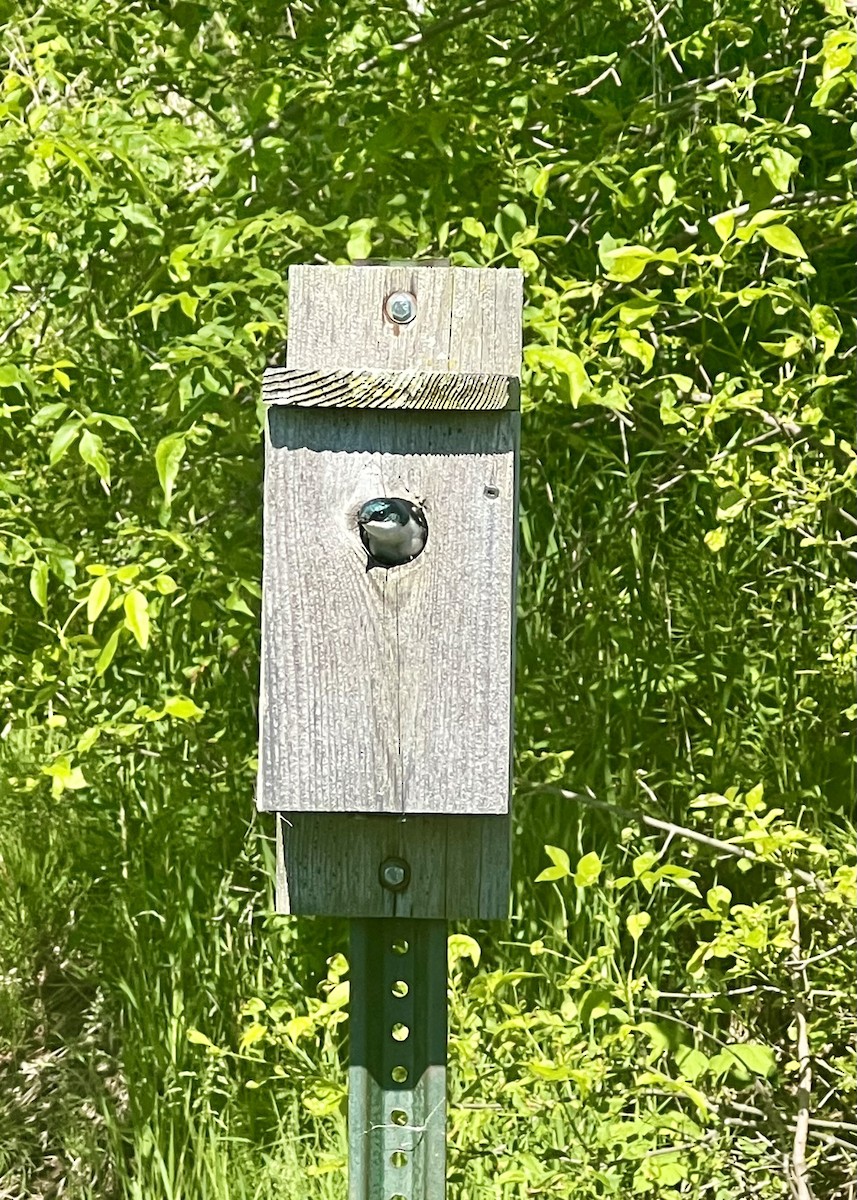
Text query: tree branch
529 785 818 887
357 0 516 73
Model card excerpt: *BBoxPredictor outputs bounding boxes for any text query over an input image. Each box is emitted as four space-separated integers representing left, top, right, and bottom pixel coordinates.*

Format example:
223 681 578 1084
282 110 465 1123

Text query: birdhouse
257 264 522 919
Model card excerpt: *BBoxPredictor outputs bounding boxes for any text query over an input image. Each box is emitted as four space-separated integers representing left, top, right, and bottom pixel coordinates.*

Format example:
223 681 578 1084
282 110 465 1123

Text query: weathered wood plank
262 368 519 412
258 406 517 814
285 265 522 375
275 813 510 920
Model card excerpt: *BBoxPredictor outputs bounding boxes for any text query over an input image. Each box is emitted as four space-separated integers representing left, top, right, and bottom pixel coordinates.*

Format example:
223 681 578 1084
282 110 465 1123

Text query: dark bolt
379 857 410 892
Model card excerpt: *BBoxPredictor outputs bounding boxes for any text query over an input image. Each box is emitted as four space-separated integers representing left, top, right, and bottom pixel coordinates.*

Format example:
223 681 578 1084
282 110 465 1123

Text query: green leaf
92 412 138 436
49 419 82 464
674 1046 710 1082
461 217 486 239
704 526 727 553
745 781 765 810
42 755 88 796
78 429 110 484
154 432 188 506
31 401 68 428
810 304 842 360
574 851 602 887
153 574 178 595
177 291 199 319
239 1022 267 1050
448 933 481 967
636 1020 672 1058
187 1028 214 1046
706 885 732 914
535 844 571 882
123 589 150 650
597 237 662 281
303 1081 346 1118
494 202 528 250
619 332 655 372
758 224 807 259
29 560 48 609
0 364 23 387
725 1042 777 1078
626 911 651 942
86 575 111 623
636 1069 710 1115
762 148 800 192
345 218 374 261
709 211 735 241
163 696 204 720
532 168 551 199
657 171 676 204
578 988 613 1023
95 628 121 676
76 727 102 753
525 346 591 405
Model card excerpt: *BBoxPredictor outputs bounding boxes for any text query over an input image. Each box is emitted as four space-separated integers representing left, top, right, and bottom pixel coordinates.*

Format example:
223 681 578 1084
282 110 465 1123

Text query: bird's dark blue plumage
357 497 428 567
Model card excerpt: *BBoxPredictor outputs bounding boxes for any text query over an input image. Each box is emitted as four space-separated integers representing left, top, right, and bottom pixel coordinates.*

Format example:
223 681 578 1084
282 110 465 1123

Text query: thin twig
530 784 818 887
655 985 785 999
788 884 815 1200
798 939 857 968
642 0 684 76
357 0 514 72
0 292 44 347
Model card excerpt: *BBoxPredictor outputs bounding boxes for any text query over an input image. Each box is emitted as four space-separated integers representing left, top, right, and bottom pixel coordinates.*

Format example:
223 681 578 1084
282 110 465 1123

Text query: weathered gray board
259 264 521 918
259 407 516 815
275 814 510 919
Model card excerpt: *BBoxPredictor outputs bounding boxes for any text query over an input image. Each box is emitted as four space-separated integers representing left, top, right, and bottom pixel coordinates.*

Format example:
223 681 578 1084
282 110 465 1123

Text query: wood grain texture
262 368 519 411
275 813 510 919
285 265 522 375
258 406 517 814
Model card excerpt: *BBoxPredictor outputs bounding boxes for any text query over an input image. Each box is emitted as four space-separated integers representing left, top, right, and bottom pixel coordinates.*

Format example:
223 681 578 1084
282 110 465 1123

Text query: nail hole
484 484 500 498
391 1023 410 1042
391 980 409 997
391 1151 408 1168
391 940 409 956
391 1065 408 1084
390 1108 408 1126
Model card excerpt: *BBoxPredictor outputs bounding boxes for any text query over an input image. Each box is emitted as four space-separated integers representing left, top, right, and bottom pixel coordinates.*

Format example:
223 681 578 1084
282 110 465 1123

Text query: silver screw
384 291 416 325
379 857 410 891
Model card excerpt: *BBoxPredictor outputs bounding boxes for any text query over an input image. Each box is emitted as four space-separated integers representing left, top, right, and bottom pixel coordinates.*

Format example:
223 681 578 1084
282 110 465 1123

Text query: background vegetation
1 0 854 1196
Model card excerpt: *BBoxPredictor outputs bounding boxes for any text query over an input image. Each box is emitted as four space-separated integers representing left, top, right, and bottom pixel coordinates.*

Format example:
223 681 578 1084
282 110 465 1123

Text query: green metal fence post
349 918 447 1200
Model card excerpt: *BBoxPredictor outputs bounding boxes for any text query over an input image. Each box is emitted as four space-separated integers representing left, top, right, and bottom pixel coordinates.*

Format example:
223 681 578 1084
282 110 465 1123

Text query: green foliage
1 0 854 1196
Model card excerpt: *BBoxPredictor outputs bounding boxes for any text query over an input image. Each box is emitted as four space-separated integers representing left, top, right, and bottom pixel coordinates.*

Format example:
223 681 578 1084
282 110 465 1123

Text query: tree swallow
357 497 428 567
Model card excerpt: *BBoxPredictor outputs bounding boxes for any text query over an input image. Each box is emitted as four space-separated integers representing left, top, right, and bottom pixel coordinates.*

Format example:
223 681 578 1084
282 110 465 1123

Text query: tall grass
3 407 853 1198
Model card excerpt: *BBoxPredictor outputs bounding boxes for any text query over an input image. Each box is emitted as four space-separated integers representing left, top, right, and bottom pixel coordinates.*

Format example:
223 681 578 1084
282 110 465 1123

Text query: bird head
356 496 428 567
357 497 411 530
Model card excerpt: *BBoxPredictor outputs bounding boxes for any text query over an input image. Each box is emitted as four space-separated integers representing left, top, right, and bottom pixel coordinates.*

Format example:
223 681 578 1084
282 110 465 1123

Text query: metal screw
379 857 410 892
384 291 417 325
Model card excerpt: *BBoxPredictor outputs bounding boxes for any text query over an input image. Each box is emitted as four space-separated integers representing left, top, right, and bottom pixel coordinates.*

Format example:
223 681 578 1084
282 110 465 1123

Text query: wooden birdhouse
257 263 522 919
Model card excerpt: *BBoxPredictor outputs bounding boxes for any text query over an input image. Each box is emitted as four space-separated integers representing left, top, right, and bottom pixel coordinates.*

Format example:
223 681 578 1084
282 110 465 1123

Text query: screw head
379 857 410 892
384 291 416 325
